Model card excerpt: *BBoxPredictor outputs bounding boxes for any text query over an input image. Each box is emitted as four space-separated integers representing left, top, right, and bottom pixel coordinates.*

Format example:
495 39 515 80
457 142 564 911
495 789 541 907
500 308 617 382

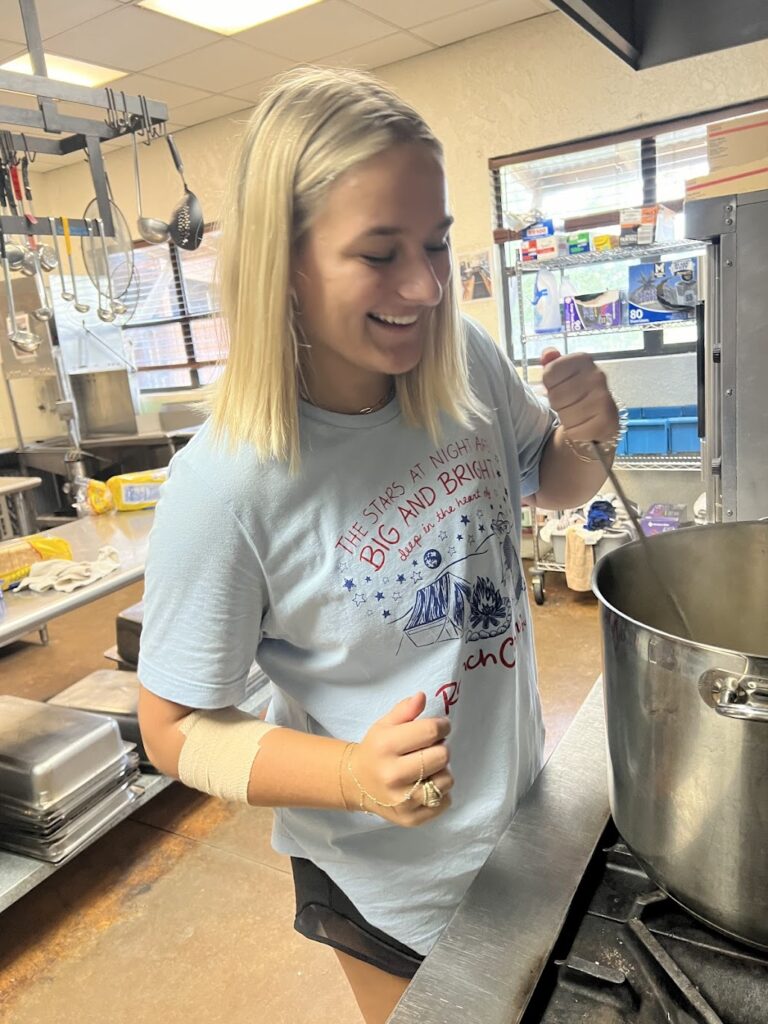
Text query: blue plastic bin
626 418 668 455
641 406 683 419
669 416 699 452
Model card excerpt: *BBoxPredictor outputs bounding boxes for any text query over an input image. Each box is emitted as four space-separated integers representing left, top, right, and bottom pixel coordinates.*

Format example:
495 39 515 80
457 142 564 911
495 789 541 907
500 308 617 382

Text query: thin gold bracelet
345 746 425 813
338 741 355 811
564 407 628 464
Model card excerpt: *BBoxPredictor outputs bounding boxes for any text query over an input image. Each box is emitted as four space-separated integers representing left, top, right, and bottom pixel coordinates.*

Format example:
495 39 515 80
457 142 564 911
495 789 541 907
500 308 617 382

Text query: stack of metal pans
48 670 148 766
0 696 140 863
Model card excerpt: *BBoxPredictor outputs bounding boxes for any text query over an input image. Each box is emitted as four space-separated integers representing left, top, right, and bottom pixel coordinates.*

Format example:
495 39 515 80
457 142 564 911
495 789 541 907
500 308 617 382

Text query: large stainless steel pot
593 521 768 950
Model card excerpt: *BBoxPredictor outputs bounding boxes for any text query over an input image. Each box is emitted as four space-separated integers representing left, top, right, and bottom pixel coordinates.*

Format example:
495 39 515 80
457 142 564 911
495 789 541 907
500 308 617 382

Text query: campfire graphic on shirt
396 513 525 650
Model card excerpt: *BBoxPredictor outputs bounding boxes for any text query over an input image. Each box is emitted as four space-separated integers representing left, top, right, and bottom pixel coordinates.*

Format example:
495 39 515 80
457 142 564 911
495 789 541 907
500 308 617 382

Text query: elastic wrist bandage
177 707 276 803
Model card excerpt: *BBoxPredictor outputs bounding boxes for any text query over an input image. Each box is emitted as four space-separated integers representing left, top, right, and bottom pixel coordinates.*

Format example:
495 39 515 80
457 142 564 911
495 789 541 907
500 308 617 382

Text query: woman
137 66 618 1024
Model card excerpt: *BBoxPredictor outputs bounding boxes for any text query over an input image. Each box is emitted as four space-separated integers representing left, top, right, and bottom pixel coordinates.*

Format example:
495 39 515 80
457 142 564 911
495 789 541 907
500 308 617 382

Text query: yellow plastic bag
107 469 167 512
0 535 73 590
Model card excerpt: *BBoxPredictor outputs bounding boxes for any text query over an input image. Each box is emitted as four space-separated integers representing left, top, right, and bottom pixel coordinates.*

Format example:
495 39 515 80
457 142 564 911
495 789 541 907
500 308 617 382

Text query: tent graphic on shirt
404 571 472 647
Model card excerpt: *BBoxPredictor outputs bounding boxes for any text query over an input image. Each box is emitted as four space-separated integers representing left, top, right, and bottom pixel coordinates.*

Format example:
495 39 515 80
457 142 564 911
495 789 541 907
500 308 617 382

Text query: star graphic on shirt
338 560 353 574
460 515 470 525
410 570 423 583
374 591 385 602
365 576 372 583
392 590 402 601
382 609 391 619
382 576 391 585
352 593 366 607
479 524 486 533
457 533 463 541
343 578 355 591
496 471 501 477
467 533 476 547
448 545 457 556
438 531 449 542
412 560 418 567
366 609 375 617
396 574 406 584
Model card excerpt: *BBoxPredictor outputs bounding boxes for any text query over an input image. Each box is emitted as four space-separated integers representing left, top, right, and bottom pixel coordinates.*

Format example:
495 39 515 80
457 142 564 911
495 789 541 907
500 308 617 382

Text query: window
123 228 225 391
492 120 716 364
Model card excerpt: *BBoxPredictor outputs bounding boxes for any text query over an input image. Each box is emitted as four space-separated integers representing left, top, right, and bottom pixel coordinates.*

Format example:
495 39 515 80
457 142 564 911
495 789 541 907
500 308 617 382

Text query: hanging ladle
132 130 169 244
49 216 73 302
0 223 39 354
61 216 90 314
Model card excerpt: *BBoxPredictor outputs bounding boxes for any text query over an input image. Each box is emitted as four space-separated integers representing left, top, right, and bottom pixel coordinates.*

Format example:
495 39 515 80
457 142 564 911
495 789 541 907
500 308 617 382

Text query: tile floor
0 569 602 1024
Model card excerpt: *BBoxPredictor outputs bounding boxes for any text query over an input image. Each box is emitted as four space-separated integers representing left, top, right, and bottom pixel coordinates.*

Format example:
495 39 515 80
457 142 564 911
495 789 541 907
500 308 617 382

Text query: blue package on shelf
626 418 668 455
669 417 700 452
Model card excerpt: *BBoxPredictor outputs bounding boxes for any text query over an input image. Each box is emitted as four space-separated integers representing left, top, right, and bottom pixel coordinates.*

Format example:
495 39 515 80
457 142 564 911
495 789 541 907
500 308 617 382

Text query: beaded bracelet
345 744 425 815
564 406 628 464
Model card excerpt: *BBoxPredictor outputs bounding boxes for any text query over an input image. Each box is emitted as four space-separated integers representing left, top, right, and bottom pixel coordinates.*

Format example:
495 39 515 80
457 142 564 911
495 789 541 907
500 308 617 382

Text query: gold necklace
358 385 396 415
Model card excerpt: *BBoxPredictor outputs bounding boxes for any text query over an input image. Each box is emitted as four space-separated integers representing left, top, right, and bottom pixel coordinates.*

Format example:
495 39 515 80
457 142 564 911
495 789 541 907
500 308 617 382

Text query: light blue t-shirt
138 318 557 954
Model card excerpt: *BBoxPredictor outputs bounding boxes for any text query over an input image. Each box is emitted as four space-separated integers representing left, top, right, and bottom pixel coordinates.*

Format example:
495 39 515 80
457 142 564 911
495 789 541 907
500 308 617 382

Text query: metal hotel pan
0 696 127 810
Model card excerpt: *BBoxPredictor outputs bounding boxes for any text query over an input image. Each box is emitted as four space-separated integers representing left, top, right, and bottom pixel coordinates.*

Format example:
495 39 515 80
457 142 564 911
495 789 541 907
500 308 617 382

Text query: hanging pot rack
0 0 169 241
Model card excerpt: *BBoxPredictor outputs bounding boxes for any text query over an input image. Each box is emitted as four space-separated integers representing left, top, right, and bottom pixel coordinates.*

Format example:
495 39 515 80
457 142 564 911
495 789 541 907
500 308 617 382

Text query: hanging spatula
166 134 204 251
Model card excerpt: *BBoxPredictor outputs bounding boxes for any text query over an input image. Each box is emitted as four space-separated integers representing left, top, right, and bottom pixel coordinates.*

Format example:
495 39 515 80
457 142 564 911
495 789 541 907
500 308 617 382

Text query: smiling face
293 142 453 413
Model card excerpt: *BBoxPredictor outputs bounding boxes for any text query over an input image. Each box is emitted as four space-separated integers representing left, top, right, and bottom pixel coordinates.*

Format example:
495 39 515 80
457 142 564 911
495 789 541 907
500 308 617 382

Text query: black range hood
550 0 768 69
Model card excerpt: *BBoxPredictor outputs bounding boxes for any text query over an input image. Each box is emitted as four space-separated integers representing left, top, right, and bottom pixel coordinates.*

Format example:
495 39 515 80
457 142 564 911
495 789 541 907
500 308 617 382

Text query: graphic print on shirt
333 430 527 658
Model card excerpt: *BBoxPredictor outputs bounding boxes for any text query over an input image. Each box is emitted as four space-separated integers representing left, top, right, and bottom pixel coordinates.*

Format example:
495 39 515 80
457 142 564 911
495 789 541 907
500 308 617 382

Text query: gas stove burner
526 837 768 1024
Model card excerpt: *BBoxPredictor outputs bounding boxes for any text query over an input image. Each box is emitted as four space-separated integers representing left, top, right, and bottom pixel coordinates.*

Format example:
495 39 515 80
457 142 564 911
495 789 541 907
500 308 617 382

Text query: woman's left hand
540 348 619 445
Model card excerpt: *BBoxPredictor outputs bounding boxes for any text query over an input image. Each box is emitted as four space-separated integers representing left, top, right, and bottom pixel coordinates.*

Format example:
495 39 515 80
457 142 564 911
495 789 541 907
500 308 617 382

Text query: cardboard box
685 156 768 201
640 503 687 536
707 111 768 171
521 236 565 262
627 258 698 324
566 231 591 254
620 205 676 246
522 218 558 240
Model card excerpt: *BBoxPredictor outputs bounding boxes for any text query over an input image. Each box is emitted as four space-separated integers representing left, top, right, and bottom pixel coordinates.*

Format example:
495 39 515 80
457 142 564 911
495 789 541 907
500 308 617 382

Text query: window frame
125 226 222 393
491 95 768 366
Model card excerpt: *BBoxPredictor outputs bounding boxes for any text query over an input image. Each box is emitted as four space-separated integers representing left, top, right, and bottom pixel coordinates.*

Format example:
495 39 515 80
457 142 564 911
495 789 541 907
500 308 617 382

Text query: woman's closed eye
361 241 449 265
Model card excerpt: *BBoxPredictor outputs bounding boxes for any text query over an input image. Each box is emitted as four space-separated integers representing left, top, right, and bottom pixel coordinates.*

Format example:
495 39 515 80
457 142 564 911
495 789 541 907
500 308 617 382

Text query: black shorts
290 857 425 980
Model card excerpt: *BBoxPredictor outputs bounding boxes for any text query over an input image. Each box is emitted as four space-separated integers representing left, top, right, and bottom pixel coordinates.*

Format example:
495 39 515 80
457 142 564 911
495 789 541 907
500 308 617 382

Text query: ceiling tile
224 79 274 103
144 40 291 92
413 0 547 46
346 0 492 31
0 38 26 63
115 72 210 109
0 0 119 45
44 6 219 73
236 0 392 62
325 32 434 70
169 94 251 127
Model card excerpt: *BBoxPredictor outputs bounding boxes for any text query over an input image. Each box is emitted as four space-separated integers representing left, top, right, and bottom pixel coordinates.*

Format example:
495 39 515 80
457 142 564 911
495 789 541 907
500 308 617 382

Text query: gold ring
421 779 443 808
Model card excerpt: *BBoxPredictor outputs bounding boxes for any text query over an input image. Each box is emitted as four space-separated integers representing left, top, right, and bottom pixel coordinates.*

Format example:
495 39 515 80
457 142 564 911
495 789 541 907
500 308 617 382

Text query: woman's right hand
343 692 453 826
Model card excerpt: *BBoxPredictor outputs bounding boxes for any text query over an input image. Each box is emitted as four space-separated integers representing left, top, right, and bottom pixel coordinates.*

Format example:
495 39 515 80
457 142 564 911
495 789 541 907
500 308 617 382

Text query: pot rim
591 521 768 662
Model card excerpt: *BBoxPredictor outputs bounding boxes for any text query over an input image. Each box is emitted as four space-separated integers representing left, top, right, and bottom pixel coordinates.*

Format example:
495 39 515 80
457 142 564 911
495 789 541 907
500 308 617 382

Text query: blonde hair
211 65 484 466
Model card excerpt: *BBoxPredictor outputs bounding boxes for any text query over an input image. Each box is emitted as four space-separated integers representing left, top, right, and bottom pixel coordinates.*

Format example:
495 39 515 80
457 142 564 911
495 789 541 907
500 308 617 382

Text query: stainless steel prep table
0 510 153 646
0 475 41 536
389 680 609 1024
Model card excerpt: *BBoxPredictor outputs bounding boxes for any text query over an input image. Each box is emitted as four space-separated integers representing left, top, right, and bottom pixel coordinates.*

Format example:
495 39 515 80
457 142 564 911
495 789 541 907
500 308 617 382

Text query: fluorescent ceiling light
1 53 126 88
139 0 323 35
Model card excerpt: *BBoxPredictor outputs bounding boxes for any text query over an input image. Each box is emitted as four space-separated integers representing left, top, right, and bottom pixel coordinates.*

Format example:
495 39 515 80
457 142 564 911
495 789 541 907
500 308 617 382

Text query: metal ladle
61 216 89 314
0 224 39 354
591 442 694 641
132 130 169 244
92 219 116 323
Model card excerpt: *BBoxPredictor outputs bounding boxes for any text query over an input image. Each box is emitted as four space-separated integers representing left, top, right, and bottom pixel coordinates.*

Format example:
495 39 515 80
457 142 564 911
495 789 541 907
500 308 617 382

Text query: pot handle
701 670 768 722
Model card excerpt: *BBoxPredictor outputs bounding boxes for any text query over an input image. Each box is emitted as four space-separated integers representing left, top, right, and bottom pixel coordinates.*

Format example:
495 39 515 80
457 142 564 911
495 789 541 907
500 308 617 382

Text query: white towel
15 546 121 593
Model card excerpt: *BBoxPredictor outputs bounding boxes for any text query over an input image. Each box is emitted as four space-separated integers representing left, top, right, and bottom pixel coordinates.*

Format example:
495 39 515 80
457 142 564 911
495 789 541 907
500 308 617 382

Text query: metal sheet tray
0 776 140 862
0 696 127 810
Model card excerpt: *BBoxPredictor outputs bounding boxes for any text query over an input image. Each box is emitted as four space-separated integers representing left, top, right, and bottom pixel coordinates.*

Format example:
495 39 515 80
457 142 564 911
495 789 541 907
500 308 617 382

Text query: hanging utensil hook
21 133 35 164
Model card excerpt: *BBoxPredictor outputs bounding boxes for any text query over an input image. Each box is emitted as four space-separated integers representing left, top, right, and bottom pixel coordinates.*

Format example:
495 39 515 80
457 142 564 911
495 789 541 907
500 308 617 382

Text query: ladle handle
167 134 187 187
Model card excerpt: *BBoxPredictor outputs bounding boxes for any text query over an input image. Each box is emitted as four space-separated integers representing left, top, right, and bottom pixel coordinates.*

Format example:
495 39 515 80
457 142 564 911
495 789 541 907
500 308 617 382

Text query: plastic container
669 417 700 452
532 269 562 333
625 418 668 455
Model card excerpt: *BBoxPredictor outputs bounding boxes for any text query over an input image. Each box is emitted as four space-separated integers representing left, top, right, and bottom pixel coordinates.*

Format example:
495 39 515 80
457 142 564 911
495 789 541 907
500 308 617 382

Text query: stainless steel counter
0 510 153 645
389 680 609 1024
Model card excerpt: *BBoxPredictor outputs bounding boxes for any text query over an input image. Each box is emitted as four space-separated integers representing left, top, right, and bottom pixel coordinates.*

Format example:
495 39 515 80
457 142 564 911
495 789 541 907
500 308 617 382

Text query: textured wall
4 12 768 447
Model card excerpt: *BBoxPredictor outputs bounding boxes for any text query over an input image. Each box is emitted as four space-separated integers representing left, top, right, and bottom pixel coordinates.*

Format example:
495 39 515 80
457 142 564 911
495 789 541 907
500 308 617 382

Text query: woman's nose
396 253 444 307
